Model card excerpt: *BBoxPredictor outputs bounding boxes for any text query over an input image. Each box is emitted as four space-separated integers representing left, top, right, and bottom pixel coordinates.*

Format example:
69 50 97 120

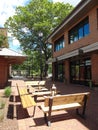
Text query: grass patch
0 109 4 121
4 86 11 97
0 98 6 122
0 99 5 109
0 91 7 122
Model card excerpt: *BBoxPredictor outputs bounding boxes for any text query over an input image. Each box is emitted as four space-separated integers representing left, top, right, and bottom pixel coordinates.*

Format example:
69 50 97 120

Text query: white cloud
53 0 81 6
0 0 81 27
12 39 20 46
0 0 26 27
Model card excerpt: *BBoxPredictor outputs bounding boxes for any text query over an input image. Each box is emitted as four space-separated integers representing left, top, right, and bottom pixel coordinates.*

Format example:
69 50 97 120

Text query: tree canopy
0 29 8 48
5 0 74 77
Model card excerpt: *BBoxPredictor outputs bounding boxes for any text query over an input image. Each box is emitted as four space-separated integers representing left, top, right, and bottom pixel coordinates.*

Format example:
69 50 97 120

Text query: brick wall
91 53 98 83
0 58 9 88
53 6 98 58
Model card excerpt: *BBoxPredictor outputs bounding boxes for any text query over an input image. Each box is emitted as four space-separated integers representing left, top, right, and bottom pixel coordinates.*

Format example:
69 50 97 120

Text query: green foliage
0 99 5 121
48 64 52 74
5 0 74 76
0 100 5 109
4 86 11 97
0 110 4 121
0 34 8 48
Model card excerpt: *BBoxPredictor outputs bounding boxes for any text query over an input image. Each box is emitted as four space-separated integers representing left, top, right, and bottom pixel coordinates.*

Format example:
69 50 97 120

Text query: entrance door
70 58 91 86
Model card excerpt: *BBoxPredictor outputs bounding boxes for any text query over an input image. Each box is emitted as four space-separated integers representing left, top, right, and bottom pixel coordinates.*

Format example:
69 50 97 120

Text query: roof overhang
4 56 27 64
0 48 27 64
47 0 98 43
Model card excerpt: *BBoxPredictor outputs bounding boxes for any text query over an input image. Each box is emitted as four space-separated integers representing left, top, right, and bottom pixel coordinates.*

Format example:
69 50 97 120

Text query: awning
47 42 98 63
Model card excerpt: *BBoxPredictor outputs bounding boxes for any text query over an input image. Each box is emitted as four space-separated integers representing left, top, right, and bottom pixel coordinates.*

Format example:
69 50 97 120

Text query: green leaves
0 34 8 48
5 0 74 76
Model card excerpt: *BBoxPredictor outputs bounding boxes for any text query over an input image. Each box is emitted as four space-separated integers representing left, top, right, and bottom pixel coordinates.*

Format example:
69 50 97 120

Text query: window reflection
70 59 91 85
69 17 90 44
54 35 65 51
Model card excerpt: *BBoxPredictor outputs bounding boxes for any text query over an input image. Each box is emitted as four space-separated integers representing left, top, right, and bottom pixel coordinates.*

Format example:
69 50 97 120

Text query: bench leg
76 108 86 119
76 95 88 119
47 121 51 126
34 95 37 102
44 113 47 120
33 106 36 117
44 113 51 126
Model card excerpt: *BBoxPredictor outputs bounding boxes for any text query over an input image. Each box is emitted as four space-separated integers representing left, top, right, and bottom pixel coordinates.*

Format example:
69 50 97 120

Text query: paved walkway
9 79 98 130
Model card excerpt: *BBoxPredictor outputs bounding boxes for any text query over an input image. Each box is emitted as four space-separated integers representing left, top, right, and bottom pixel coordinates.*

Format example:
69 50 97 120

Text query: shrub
4 86 11 97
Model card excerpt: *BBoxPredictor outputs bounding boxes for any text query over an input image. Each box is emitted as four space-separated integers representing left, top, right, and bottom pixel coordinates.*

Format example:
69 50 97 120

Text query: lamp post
38 32 43 80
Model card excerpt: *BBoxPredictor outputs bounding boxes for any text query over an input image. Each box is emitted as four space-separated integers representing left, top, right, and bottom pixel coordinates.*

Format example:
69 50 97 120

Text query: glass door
70 58 91 86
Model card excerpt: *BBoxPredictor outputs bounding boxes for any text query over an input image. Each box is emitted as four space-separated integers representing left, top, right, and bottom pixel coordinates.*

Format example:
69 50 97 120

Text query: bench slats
16 83 36 108
21 95 36 108
44 92 89 107
40 92 90 126
18 88 28 95
41 102 82 112
25 80 46 87
16 83 28 96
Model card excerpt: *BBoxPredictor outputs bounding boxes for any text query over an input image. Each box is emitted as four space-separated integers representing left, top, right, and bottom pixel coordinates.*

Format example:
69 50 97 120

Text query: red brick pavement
8 79 98 130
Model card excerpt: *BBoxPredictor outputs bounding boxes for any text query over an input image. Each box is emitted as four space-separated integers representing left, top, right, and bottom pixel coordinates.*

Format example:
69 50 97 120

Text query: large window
54 35 65 51
70 58 91 85
69 17 90 44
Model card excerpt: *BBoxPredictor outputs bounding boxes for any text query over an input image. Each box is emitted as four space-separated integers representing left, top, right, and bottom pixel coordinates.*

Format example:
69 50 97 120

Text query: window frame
54 35 65 52
69 17 90 44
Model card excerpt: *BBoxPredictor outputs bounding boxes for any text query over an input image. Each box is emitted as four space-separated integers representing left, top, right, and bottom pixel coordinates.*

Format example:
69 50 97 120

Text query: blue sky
0 0 81 52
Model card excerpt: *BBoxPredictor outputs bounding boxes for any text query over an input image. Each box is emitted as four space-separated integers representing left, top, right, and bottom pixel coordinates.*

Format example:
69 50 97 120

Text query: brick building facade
47 0 98 87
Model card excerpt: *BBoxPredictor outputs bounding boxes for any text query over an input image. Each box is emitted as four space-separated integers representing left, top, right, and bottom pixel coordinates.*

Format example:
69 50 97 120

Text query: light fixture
38 32 43 38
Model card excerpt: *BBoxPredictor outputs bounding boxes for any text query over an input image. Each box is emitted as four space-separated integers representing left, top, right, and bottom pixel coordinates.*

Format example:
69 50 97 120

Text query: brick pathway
3 78 98 130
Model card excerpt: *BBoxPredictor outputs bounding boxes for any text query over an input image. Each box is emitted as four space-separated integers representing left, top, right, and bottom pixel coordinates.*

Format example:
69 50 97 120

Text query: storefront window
70 58 91 85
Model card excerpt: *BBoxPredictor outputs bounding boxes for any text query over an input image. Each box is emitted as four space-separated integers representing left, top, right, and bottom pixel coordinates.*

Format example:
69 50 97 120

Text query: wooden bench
40 92 90 126
16 83 28 96
25 80 47 92
18 87 28 95
16 84 36 116
25 80 46 87
20 95 36 108
20 95 36 117
33 91 52 101
32 90 60 102
25 81 39 87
